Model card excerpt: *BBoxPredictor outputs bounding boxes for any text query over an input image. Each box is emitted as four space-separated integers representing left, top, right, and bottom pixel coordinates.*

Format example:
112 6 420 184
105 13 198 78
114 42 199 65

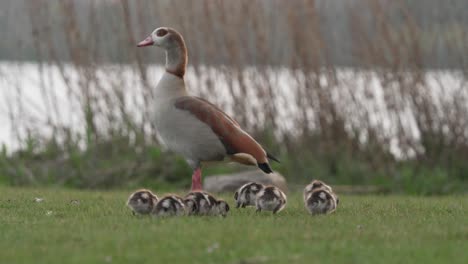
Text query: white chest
151 73 226 165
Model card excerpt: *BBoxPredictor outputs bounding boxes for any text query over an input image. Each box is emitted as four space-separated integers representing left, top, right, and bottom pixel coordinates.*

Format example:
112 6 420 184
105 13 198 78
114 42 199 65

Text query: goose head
137 27 182 49
137 27 187 78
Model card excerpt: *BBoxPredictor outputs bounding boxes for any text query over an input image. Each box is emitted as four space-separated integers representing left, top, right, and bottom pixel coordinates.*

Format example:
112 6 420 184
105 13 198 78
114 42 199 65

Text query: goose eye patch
156 29 168 37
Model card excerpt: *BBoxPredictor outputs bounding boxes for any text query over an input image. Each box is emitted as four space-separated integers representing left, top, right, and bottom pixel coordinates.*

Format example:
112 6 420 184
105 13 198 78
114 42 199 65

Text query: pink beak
137 36 154 47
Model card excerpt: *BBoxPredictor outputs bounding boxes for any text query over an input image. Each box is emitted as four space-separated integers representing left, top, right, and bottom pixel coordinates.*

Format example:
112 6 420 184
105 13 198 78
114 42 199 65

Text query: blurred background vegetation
0 0 467 194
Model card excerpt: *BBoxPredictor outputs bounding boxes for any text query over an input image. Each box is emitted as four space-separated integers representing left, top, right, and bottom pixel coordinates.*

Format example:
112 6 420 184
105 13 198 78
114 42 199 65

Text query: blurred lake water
0 61 466 158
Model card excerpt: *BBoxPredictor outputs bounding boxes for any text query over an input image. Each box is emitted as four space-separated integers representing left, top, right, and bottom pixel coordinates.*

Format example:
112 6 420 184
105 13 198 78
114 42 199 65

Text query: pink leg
191 167 202 191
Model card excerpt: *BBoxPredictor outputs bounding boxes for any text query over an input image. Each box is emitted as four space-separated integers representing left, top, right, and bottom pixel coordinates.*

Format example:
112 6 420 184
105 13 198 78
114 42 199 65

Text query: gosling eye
156 28 168 37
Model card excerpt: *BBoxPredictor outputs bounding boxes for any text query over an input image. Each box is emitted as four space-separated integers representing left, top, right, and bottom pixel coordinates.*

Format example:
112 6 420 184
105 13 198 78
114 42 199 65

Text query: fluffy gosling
255 185 287 214
304 187 337 215
303 180 339 205
126 189 159 215
184 191 212 215
234 182 265 208
203 192 230 217
152 195 185 217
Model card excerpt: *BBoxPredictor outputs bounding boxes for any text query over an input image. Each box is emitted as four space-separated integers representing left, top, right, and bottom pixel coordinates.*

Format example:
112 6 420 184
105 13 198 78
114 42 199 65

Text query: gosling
203 192 230 217
304 187 338 215
303 180 333 200
234 182 265 208
184 191 212 215
126 189 159 215
152 195 185 217
303 180 339 209
255 186 287 214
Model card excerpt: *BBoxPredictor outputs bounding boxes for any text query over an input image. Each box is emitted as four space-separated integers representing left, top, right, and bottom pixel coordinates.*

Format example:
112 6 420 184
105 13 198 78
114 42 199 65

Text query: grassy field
0 187 466 264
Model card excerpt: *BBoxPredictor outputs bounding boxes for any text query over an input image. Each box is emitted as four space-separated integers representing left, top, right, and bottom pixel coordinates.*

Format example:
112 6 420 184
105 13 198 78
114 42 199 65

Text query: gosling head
214 199 230 217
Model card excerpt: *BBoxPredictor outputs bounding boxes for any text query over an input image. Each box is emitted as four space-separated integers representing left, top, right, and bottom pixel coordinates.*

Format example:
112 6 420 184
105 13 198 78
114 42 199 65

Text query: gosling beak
137 36 154 47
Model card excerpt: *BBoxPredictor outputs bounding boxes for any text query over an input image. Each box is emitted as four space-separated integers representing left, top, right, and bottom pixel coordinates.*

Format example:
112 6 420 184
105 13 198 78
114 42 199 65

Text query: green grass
0 187 467 264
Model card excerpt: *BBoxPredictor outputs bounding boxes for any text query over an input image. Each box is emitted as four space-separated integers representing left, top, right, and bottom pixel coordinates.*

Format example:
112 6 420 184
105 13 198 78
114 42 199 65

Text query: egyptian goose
234 182 265 208
137 27 279 191
255 185 287 214
126 189 159 215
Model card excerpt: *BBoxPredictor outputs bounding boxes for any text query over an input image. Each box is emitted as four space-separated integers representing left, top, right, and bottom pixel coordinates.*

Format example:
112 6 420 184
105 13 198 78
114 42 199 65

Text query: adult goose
137 27 279 191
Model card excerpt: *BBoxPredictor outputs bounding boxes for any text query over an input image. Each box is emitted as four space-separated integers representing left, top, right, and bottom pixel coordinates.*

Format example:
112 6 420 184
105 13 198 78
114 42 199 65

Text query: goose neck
165 44 187 78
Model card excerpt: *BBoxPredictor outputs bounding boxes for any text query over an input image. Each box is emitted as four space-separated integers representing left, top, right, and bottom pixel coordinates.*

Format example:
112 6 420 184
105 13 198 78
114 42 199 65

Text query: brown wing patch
174 96 267 164
190 97 240 127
